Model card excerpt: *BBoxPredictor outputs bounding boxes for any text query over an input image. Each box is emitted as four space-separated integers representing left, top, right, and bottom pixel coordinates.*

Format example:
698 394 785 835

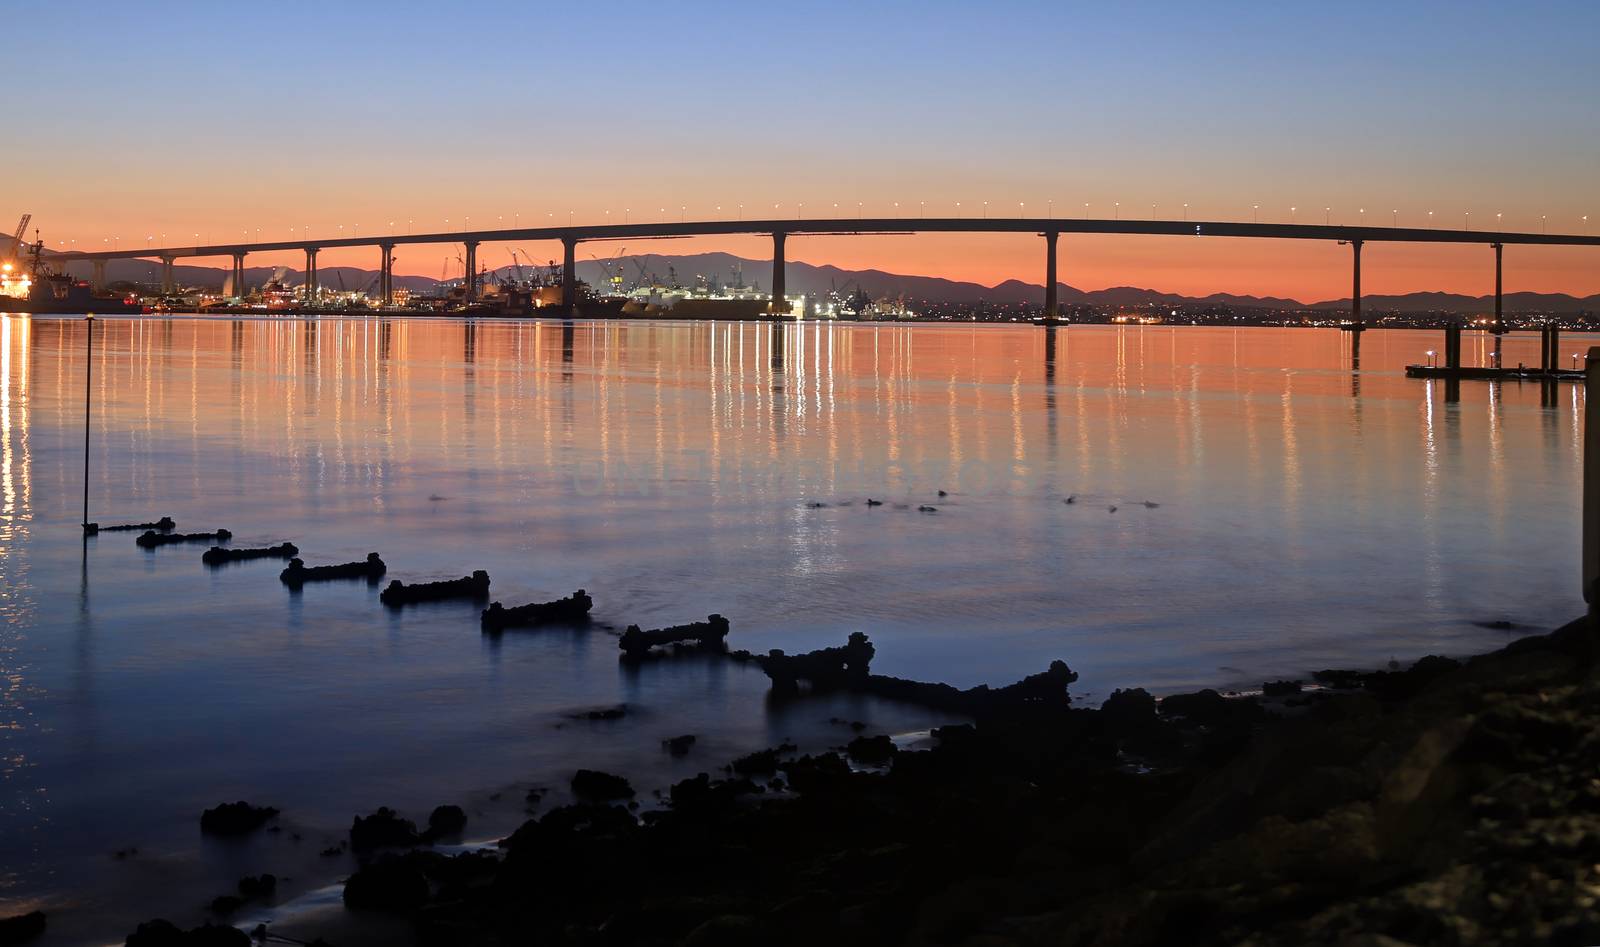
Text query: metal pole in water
82 314 94 531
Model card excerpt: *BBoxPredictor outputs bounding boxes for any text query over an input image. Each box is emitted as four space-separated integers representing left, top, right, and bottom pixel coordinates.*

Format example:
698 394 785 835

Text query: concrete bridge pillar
91 259 106 292
561 236 577 309
231 253 247 299
1349 238 1363 329
160 256 175 295
464 242 479 301
1044 231 1059 320
1586 347 1600 611
1444 322 1462 370
769 231 787 315
379 244 395 306
1492 242 1504 333
304 248 318 302
1542 325 1560 372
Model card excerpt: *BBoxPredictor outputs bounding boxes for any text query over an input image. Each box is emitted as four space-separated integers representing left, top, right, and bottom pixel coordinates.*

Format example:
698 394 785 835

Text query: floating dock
1404 365 1584 382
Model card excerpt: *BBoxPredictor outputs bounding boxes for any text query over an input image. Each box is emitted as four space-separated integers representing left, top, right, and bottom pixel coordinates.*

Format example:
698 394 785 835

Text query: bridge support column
1586 347 1600 613
1044 231 1059 321
1493 243 1504 333
769 231 787 315
91 259 106 292
464 242 479 300
1349 238 1363 329
160 256 175 295
231 253 247 299
1541 325 1560 372
304 248 318 302
561 236 577 309
379 244 394 306
1444 322 1462 370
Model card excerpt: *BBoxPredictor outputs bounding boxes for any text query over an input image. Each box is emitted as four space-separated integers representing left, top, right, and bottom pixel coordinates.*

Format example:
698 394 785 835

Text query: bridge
47 217 1600 359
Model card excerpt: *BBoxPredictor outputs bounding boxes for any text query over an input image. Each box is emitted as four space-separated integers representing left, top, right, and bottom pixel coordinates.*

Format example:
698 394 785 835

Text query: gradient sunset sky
7 0 1598 301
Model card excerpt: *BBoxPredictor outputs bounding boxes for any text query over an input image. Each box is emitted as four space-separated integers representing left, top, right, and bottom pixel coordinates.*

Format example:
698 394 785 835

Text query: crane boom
8 214 30 262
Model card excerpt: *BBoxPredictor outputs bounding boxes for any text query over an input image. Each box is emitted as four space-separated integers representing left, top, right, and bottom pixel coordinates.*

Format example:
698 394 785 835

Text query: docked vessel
0 229 143 314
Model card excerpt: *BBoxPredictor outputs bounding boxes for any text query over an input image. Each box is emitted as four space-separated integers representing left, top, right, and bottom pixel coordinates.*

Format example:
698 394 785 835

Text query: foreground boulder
124 919 248 946
199 801 278 836
0 911 44 945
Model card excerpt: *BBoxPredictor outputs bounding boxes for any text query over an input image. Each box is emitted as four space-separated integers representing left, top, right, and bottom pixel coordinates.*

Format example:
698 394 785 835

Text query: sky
4 0 1598 301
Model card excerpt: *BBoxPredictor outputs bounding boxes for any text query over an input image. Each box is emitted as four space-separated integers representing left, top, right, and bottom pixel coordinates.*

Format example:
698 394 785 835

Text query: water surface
0 315 1586 942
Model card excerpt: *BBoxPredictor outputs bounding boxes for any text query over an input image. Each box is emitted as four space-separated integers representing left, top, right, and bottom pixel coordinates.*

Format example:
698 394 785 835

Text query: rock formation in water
137 528 231 549
617 614 731 658
201 542 298 565
480 589 593 632
278 553 386 587
380 570 491 607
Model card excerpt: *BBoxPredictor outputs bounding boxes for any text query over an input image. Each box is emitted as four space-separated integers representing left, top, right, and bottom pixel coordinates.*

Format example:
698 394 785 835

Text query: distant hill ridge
51 250 1600 314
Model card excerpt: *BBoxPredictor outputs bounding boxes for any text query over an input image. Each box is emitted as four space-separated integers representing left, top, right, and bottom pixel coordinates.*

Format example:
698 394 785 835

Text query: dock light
1427 350 1436 367
1575 354 1581 370
1324 207 1330 224
1290 206 1296 222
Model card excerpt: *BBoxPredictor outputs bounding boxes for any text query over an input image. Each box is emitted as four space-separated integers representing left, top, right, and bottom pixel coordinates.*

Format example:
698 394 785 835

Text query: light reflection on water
0 314 1588 941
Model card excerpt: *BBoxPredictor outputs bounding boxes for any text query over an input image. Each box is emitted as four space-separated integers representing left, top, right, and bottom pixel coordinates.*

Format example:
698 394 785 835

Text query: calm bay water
0 315 1588 941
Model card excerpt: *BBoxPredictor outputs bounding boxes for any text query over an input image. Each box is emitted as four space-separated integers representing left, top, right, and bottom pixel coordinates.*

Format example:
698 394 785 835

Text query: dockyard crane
7 214 30 263
508 250 526 283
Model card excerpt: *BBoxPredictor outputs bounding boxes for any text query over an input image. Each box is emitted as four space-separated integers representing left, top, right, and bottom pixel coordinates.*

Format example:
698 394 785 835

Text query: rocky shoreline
12 614 1586 946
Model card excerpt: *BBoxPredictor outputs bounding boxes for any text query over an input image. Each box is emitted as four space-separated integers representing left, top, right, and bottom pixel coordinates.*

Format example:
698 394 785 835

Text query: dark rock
202 542 297 565
280 553 386 587
88 516 175 534
207 895 242 916
731 743 797 776
342 854 428 913
0 911 45 945
918 505 938 512
426 805 467 839
1158 688 1263 727
199 801 278 836
757 632 875 696
846 734 897 764
125 920 248 947
137 528 230 549
571 769 634 800
1312 668 1367 689
663 734 697 756
1262 679 1303 697
619 614 731 658
350 807 420 851
481 589 593 632
567 703 627 721
380 570 490 607
236 873 276 899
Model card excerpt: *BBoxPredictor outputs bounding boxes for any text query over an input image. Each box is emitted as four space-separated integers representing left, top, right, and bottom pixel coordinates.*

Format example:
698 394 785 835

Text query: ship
0 225 143 314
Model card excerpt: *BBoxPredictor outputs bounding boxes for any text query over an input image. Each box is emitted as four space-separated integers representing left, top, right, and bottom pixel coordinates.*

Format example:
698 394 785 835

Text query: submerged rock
663 734 697 756
350 807 420 851
199 801 278 836
137 528 231 549
235 873 276 900
571 769 635 800
846 734 897 764
202 542 297 565
342 854 428 913
279 553 386 587
380 570 490 607
481 589 593 632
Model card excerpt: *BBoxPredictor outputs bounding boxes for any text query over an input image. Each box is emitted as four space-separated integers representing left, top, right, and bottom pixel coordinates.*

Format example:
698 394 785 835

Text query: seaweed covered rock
279 553 386 587
380 570 491 607
571 769 634 800
481 589 593 632
350 806 420 851
618 614 731 657
199 801 278 836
